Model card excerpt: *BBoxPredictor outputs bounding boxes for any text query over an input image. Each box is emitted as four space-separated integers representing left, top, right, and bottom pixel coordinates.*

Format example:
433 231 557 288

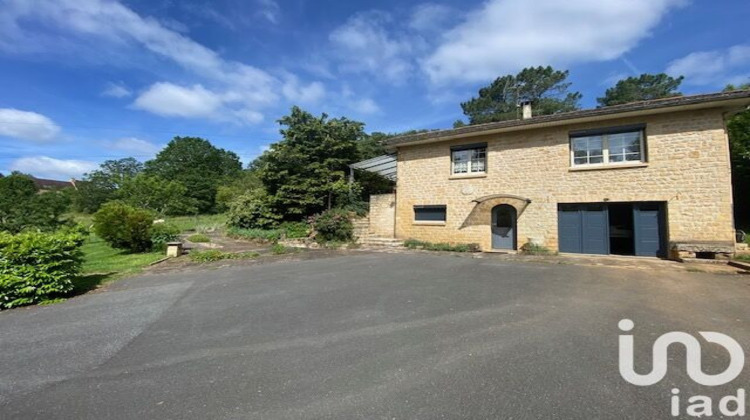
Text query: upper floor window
451 143 487 175
570 125 645 167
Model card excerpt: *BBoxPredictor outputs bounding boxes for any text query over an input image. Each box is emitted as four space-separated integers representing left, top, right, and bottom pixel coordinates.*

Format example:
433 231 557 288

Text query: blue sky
0 0 748 179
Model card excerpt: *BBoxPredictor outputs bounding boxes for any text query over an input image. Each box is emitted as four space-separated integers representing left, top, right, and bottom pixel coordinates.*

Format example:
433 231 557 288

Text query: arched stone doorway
491 204 517 250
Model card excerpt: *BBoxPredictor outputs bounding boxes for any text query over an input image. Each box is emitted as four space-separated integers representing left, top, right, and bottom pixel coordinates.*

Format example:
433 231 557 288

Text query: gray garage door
558 203 666 257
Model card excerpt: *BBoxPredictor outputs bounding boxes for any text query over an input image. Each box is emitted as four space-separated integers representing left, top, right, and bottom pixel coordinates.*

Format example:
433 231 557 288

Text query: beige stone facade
368 193 396 237
391 109 735 254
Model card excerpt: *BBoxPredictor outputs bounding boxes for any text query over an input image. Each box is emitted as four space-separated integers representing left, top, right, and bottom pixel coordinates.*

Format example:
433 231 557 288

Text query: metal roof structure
349 154 397 181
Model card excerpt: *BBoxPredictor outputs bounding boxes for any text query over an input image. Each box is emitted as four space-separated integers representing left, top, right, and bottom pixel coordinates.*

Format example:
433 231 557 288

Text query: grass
162 214 227 232
187 233 211 243
80 235 164 276
189 250 261 262
227 226 282 242
733 253 750 262
404 239 480 252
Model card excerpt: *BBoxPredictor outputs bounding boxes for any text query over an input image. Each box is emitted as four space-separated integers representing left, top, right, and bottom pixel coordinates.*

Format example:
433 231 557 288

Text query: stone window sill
413 221 446 226
449 173 487 180
568 162 648 172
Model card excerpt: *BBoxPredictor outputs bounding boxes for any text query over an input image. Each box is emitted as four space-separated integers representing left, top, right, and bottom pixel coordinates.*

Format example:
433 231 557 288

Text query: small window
451 143 486 175
570 125 645 167
414 205 447 222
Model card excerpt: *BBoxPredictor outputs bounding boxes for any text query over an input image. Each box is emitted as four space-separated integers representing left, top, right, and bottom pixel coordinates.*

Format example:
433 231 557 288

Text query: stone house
359 90 750 260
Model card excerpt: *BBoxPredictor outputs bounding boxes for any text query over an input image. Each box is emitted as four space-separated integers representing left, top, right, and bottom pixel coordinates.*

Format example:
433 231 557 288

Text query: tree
460 66 581 125
254 107 364 219
215 170 263 212
74 158 143 213
0 172 70 233
118 174 198 215
598 73 684 107
724 82 750 228
145 137 242 213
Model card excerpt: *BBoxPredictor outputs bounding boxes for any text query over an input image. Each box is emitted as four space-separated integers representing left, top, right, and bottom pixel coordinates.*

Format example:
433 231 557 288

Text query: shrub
226 226 282 242
271 243 287 255
187 233 211 243
404 239 480 252
92 202 155 252
280 221 309 239
520 242 555 255
310 209 353 243
0 229 86 309
227 192 282 230
0 172 71 233
150 223 181 251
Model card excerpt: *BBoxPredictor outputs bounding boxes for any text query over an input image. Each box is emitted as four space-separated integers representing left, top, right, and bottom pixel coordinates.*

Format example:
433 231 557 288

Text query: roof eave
385 94 750 150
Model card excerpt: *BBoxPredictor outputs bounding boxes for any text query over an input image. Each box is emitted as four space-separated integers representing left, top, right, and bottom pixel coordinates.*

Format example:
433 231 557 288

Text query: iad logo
618 319 746 417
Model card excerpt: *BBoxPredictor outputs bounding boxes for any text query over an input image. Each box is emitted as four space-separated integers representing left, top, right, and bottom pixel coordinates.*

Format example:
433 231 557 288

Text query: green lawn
80 235 164 276
68 213 227 292
166 213 227 232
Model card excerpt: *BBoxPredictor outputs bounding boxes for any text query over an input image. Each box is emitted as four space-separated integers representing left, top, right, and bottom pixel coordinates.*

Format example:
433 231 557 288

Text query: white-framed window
570 126 645 167
451 144 486 175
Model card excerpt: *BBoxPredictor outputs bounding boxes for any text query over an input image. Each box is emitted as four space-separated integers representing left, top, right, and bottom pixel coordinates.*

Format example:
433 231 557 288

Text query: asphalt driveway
1 253 749 419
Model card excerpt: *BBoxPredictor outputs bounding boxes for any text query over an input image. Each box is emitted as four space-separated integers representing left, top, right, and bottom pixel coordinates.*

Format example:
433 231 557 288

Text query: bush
310 209 353 243
0 229 86 309
92 202 154 252
404 239 480 252
150 223 181 251
519 242 555 255
0 172 71 233
271 243 287 255
280 221 309 239
226 226 282 242
227 192 282 230
187 233 210 243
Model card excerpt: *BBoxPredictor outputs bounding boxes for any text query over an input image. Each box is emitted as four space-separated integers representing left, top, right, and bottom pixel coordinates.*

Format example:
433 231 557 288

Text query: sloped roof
349 154 397 180
385 90 750 148
31 176 72 189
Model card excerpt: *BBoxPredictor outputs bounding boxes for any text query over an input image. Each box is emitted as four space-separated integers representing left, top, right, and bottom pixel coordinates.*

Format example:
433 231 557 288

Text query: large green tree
117 174 198 216
145 137 242 213
0 172 70 233
459 66 581 125
254 107 364 219
74 158 143 213
598 73 684 107
725 82 750 229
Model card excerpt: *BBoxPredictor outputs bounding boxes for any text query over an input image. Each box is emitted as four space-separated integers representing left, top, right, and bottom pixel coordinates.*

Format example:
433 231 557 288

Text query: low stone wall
369 193 396 238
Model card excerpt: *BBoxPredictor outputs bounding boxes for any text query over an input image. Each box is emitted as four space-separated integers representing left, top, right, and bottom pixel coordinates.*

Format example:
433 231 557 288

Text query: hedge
0 229 86 309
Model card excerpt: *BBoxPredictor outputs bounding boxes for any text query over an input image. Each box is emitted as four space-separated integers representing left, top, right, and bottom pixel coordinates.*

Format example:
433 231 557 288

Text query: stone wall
393 109 735 252
369 193 396 238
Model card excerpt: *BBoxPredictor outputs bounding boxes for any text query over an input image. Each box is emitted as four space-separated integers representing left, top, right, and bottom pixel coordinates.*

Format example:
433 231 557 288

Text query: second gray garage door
557 202 666 257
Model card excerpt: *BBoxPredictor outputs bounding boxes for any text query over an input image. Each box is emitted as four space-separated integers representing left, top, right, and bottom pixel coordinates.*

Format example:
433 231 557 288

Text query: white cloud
10 156 97 180
423 0 685 84
102 82 132 98
256 0 281 24
0 108 61 142
133 83 223 118
282 76 326 104
133 82 266 124
329 11 417 83
108 137 161 155
0 0 325 121
350 98 380 115
409 4 454 32
666 44 750 86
